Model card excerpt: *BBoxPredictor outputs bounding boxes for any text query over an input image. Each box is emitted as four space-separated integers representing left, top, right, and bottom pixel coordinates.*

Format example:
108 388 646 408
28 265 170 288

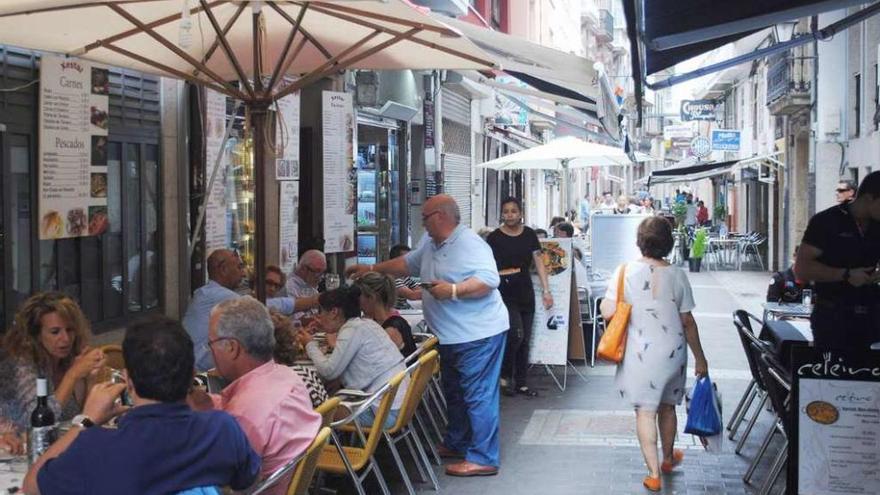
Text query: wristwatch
71 414 94 429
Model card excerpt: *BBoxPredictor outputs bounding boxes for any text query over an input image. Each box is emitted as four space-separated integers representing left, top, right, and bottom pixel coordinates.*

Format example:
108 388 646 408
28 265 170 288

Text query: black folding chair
729 310 770 451
743 351 791 495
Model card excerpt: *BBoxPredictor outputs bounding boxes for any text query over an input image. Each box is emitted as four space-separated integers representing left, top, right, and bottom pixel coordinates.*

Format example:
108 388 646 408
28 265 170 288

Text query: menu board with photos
204 89 230 251
791 346 880 494
279 180 299 275
38 55 109 240
529 239 574 366
321 91 356 253
275 87 300 181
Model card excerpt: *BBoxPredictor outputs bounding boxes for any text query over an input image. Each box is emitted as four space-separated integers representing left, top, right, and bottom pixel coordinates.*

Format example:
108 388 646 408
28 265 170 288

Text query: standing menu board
279 181 300 275
38 55 109 240
275 88 300 180
589 214 646 276
204 89 230 251
791 346 880 494
529 239 573 366
322 91 355 253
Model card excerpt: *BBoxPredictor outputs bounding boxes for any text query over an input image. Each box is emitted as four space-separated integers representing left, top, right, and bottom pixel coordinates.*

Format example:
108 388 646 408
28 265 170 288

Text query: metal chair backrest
733 309 762 335
757 352 792 437
734 318 769 391
332 370 406 458
286 427 332 495
314 397 342 428
386 350 438 434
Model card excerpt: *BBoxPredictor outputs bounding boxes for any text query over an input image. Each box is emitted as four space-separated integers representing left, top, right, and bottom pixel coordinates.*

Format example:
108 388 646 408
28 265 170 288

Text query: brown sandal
643 476 661 492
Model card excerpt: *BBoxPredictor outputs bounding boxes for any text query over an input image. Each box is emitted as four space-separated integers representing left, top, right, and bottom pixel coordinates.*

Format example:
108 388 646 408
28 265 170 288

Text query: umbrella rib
267 2 332 61
266 2 309 95
300 2 497 69
198 0 254 98
82 0 225 54
196 2 249 90
106 3 246 100
274 28 420 101
103 42 235 98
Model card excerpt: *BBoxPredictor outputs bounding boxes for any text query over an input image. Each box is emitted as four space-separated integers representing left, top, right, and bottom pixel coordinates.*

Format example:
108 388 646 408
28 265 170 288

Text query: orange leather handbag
597 264 631 363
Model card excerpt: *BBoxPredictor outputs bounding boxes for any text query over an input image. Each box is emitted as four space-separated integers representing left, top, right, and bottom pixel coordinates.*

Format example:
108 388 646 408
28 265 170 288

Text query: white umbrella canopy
477 136 643 171
0 0 496 100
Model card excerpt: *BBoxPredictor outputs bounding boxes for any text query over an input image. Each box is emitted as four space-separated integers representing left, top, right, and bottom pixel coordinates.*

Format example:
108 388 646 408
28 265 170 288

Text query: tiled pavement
323 269 788 494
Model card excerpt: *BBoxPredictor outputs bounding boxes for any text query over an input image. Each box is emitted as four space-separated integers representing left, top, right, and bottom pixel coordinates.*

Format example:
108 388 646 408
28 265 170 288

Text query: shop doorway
356 122 406 265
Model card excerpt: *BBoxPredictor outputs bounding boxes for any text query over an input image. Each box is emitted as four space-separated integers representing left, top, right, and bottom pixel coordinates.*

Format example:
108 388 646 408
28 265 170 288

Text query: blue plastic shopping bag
684 376 722 437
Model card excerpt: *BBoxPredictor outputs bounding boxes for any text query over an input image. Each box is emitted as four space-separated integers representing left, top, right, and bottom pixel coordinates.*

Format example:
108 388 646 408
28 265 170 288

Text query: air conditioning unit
409 0 468 17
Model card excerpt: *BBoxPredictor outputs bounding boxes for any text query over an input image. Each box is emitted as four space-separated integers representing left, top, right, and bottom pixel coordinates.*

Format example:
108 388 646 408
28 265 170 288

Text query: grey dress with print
605 261 696 410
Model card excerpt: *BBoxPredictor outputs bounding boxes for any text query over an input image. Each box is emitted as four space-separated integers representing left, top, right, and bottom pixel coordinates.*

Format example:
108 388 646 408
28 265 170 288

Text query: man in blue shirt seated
23 317 261 495
184 249 320 371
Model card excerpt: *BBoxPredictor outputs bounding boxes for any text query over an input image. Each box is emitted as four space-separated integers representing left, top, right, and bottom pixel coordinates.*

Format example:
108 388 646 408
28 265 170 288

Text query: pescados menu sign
38 55 110 240
791 346 880 494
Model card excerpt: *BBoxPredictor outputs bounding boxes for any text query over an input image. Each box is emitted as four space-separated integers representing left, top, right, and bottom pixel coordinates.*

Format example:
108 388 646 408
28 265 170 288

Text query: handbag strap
616 263 627 304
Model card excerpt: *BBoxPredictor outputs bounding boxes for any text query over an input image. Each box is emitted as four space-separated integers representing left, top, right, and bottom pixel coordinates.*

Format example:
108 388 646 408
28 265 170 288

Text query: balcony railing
766 52 811 105
597 9 614 42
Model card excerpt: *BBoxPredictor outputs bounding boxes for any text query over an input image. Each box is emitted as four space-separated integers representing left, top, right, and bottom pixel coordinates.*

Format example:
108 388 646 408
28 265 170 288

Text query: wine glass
325 273 340 291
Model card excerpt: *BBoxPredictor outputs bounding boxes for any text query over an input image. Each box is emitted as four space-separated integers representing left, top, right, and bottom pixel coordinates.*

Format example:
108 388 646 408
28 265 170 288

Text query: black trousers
501 303 535 388
811 304 880 351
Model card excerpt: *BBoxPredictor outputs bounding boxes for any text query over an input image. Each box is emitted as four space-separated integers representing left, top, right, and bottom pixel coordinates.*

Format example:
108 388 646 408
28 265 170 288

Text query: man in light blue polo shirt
347 194 509 477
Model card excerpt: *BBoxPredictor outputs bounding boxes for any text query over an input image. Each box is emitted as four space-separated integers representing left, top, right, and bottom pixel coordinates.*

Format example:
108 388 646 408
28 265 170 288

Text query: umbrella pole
252 102 269 304
562 159 570 219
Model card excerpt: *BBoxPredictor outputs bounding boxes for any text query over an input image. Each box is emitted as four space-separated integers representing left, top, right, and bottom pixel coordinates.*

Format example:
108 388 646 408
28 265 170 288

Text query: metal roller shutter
440 87 472 226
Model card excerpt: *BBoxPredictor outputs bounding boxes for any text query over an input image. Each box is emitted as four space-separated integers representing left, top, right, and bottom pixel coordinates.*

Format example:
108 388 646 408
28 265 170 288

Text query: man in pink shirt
189 296 321 494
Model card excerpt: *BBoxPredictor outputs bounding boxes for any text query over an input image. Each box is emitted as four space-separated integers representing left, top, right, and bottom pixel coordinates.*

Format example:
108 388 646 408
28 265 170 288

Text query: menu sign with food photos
322 91 355 253
529 239 573 366
275 85 300 181
38 55 110 240
791 346 880 494
279 180 299 275
204 89 230 251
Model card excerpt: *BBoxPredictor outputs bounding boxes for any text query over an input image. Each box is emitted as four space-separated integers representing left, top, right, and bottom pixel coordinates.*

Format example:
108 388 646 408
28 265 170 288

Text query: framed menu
791 346 880 494
203 89 230 251
321 91 356 253
38 55 109 240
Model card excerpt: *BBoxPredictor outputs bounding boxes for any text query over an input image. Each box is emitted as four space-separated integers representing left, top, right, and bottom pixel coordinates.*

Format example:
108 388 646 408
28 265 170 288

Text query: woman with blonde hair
355 271 417 359
600 217 708 492
0 292 105 435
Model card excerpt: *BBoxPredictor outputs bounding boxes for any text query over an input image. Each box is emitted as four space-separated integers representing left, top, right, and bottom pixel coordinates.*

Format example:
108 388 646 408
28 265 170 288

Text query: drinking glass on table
801 289 813 307
325 274 340 290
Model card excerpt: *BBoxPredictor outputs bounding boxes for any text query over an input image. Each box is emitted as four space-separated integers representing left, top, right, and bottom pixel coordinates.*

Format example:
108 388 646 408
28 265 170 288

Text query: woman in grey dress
601 217 709 492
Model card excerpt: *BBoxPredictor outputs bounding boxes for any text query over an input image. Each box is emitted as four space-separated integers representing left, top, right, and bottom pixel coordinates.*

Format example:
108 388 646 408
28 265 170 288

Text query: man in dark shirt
766 246 811 303
24 317 261 495
796 171 880 350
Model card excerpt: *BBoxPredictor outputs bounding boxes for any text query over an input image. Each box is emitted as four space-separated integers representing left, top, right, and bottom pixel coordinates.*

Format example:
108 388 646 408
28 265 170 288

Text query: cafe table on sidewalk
759 319 813 370
762 302 813 321
1 454 28 493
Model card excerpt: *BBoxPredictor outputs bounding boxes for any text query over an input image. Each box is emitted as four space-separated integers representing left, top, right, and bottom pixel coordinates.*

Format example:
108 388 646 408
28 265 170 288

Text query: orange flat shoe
661 449 684 474
643 476 661 492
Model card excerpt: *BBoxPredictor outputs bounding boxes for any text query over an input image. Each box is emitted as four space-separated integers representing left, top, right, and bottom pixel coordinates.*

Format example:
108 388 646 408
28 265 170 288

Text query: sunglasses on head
836 188 852 193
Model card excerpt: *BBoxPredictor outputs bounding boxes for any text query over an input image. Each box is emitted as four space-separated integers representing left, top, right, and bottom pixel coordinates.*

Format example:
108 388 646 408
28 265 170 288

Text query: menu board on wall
791 346 880 494
322 91 355 253
529 239 573 366
38 55 109 240
275 89 300 181
204 89 229 252
279 181 299 275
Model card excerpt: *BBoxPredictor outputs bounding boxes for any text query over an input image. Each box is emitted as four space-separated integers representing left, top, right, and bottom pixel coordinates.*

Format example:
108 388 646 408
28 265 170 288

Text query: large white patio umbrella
0 0 495 301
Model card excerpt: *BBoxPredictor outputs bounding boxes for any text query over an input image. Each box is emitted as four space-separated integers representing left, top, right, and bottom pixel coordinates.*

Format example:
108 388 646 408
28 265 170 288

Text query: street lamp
773 20 799 43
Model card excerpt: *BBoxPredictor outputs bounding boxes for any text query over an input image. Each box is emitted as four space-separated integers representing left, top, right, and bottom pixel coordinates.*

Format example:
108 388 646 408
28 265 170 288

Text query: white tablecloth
0 456 27 493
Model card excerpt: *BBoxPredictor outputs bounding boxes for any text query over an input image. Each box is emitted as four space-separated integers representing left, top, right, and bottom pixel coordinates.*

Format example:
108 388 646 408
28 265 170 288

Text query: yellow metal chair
248 427 332 495
316 370 406 495
314 397 341 428
341 351 440 495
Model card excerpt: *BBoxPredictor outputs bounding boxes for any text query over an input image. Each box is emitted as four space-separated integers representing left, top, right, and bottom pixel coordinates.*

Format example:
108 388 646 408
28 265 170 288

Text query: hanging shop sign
680 99 718 121
663 124 694 140
279 181 300 275
790 346 880 494
711 129 741 151
322 91 356 254
204 89 231 251
38 55 110 240
274 85 301 181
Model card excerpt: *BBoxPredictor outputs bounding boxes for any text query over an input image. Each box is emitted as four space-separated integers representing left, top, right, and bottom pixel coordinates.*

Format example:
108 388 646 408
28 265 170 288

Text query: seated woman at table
600 217 709 492
295 286 409 428
270 312 329 408
355 271 417 359
0 292 105 434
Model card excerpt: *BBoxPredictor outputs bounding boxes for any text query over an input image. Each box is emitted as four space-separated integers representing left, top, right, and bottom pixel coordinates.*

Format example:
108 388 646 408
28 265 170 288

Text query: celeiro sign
680 99 718 121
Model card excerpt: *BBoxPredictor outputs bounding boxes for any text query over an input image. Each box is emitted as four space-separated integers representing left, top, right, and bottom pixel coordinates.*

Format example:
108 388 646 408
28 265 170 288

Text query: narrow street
372 270 784 494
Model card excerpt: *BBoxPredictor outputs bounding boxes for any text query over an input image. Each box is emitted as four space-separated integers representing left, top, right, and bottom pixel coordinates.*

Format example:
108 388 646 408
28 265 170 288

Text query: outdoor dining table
759 319 813 370
762 302 813 321
706 238 742 270
0 454 27 493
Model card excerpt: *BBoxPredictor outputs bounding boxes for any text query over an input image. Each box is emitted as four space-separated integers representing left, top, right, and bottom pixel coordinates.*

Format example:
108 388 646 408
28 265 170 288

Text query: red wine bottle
28 378 57 464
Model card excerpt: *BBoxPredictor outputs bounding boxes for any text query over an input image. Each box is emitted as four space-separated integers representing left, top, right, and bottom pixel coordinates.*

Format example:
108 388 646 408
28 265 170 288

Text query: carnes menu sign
680 99 718 121
790 346 880 494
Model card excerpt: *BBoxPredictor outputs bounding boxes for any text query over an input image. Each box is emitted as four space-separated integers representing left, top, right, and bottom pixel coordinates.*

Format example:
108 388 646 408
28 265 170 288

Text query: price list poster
321 91 355 254
791 346 880 494
38 55 110 240
204 89 230 251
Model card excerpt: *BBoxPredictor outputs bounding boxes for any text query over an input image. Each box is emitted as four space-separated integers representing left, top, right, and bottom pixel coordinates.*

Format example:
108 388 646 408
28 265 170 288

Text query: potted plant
689 228 708 272
713 204 727 225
